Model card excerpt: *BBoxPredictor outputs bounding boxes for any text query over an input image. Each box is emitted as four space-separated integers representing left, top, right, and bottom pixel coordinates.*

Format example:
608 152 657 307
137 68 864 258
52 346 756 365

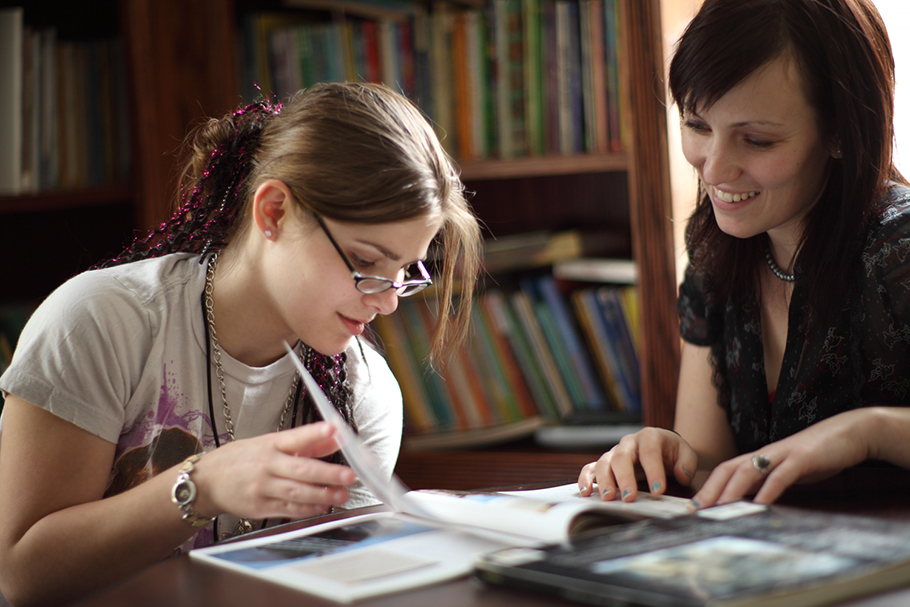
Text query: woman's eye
745 138 774 149
683 119 708 133
350 253 377 270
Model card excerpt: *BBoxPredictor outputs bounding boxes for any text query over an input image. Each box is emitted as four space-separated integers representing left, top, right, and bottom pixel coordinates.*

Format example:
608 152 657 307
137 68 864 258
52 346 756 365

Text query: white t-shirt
0 253 402 549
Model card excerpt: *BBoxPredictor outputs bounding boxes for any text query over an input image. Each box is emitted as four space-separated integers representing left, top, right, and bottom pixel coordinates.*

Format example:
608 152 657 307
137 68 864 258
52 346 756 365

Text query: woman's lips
340 314 367 336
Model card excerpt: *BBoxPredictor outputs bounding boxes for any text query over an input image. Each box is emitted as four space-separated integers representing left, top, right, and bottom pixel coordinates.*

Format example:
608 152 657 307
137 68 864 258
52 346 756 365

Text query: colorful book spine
533 275 608 409
397 299 458 430
412 299 489 430
570 288 623 412
605 0 627 150
413 297 499 430
451 10 472 160
522 0 545 156
588 0 608 153
479 291 549 420
471 299 534 422
596 286 641 413
509 289 575 417
564 0 584 154
493 0 527 158
371 314 437 433
430 2 455 156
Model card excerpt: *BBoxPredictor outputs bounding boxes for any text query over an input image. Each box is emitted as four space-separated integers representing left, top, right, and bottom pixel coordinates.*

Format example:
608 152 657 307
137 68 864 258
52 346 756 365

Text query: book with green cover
484 290 562 420
510 290 575 417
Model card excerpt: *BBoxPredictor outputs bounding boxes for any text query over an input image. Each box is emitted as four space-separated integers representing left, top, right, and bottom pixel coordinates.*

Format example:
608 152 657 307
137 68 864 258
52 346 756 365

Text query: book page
284 341 431 518
285 342 690 543
498 483 693 519
193 511 510 603
405 483 692 545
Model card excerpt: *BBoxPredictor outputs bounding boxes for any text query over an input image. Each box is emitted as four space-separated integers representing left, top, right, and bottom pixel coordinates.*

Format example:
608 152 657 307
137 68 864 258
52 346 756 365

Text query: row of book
372 273 641 448
0 7 131 196
239 0 626 162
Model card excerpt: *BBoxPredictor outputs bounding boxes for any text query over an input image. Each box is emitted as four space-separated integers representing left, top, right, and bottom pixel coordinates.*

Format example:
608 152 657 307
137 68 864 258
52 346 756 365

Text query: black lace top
678 185 910 454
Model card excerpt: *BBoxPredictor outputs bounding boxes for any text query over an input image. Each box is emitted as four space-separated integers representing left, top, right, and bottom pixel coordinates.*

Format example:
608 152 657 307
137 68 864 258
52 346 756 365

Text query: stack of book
239 0 626 162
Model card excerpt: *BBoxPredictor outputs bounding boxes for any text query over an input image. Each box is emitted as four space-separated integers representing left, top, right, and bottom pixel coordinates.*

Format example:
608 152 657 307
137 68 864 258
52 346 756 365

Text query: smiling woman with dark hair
580 0 910 510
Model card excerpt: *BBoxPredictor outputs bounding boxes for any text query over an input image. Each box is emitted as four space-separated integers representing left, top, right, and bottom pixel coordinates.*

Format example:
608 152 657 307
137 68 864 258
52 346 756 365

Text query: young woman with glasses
0 82 482 606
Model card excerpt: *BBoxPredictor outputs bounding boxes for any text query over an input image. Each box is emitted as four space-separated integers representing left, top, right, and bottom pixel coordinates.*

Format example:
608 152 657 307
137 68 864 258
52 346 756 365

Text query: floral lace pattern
678 185 910 453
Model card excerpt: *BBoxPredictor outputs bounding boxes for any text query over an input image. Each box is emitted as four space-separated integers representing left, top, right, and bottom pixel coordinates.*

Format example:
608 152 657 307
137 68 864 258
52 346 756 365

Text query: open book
189 343 691 603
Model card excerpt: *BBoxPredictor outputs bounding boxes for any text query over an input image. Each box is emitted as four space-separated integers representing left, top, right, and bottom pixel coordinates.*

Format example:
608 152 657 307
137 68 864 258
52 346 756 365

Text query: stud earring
264 229 273 238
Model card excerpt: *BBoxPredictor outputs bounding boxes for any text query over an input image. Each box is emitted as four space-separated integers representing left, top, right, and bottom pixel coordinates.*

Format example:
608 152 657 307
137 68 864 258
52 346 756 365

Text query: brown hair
670 0 905 328
107 82 481 362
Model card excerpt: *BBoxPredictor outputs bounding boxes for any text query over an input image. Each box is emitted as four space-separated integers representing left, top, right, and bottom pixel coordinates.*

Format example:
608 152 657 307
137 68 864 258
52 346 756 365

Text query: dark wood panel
622 0 680 429
0 185 131 215
0 203 135 304
395 448 600 491
465 171 631 241
122 0 240 230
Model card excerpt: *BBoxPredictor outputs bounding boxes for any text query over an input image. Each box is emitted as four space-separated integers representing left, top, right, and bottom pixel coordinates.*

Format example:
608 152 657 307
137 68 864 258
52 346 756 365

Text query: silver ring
752 454 772 475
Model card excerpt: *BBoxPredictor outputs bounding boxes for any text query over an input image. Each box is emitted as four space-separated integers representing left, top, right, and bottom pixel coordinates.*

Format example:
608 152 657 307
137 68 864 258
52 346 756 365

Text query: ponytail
98 99 281 268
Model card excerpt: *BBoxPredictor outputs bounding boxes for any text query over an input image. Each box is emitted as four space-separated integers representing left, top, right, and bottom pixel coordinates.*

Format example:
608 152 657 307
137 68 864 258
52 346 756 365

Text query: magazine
475 501 910 607
189 343 691 602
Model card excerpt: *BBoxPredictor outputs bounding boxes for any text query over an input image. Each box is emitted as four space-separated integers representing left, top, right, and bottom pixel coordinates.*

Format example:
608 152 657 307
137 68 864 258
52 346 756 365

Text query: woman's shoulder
29 253 205 335
79 253 203 298
871 183 910 232
862 184 910 276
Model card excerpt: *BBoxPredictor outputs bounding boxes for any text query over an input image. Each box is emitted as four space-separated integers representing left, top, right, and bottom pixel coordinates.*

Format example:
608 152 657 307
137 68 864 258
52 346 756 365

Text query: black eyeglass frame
313 214 433 297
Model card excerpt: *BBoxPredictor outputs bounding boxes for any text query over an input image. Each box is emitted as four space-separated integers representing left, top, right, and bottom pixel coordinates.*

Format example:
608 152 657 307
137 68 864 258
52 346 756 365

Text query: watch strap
171 453 215 528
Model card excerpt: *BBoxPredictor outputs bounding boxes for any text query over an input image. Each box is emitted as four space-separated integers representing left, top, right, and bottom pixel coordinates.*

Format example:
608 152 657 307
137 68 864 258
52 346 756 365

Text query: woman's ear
252 179 295 239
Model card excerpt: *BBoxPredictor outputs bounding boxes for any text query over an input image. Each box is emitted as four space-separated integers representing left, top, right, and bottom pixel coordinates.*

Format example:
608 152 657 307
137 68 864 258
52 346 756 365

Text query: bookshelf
0 0 241 381
0 0 240 291
459 0 679 432
0 0 679 484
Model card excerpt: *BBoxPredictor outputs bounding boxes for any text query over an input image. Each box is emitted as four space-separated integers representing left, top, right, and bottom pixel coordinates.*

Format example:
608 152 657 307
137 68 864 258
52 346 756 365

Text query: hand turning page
283 341 428 517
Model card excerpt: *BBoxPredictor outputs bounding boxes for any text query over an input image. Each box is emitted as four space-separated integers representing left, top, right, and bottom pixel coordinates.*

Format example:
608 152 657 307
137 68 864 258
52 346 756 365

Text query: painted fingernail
687 499 701 511
600 487 612 497
622 488 631 500
652 482 661 492
683 468 693 479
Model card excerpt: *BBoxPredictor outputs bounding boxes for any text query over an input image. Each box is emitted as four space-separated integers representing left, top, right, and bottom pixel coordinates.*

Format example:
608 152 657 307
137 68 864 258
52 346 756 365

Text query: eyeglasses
314 214 433 297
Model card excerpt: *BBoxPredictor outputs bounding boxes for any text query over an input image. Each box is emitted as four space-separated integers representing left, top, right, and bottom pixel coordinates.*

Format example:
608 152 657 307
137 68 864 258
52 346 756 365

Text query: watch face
173 479 196 506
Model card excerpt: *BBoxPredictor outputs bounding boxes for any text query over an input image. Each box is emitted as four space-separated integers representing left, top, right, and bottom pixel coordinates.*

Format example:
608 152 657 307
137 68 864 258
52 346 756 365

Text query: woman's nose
365 288 400 316
700 138 741 186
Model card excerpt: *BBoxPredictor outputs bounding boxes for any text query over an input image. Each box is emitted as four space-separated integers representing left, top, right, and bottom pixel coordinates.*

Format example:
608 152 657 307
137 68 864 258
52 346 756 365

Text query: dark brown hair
670 0 905 328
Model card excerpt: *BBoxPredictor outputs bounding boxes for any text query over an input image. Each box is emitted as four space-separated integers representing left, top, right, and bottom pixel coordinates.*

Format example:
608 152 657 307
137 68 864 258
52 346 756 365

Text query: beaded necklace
765 247 795 282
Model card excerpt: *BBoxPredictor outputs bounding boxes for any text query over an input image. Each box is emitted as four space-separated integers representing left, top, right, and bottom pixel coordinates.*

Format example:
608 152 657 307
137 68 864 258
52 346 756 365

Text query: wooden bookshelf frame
0 184 131 215
621 0 679 428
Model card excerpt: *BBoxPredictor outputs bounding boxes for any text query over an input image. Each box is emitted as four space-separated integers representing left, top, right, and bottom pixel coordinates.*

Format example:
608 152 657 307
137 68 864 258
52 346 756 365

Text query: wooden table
73 465 910 607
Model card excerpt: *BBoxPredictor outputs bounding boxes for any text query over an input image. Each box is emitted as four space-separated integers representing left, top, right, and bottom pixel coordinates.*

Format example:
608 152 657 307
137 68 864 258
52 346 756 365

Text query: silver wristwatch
171 453 215 528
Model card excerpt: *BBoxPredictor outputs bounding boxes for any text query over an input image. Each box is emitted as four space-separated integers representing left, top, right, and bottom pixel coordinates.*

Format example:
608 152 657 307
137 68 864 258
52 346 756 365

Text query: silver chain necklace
764 247 795 282
204 253 298 440
204 253 301 539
